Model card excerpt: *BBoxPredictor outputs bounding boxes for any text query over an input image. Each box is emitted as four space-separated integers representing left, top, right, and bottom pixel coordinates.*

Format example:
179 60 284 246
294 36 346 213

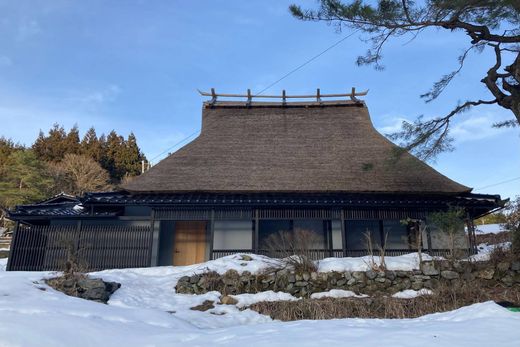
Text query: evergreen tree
80 127 104 162
102 130 125 181
120 132 146 177
0 150 53 208
64 125 81 155
0 137 24 164
32 123 68 162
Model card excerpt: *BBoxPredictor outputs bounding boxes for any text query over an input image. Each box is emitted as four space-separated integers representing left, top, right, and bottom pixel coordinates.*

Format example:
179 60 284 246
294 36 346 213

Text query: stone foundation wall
176 260 520 298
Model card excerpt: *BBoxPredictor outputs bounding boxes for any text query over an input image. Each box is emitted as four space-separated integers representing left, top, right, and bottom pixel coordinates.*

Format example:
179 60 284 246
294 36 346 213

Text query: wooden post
254 209 259 254
246 89 252 107
426 225 433 254
350 87 360 102
6 221 19 271
75 220 82 253
208 209 215 260
282 90 286 106
210 88 217 105
149 209 159 267
466 214 477 255
378 220 384 249
325 220 333 257
316 88 321 103
341 210 347 257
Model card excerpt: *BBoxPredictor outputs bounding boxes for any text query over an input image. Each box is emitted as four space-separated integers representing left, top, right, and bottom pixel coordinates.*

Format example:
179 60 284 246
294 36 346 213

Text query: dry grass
476 231 511 246
264 229 319 273
46 272 89 297
488 245 515 265
249 281 520 321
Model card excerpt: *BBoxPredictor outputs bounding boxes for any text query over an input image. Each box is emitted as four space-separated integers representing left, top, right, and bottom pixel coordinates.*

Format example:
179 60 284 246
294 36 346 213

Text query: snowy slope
475 223 509 234
1 253 520 346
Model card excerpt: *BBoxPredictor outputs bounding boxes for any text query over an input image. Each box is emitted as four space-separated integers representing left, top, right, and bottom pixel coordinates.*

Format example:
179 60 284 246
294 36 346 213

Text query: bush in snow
504 196 520 257
264 228 319 273
428 207 468 261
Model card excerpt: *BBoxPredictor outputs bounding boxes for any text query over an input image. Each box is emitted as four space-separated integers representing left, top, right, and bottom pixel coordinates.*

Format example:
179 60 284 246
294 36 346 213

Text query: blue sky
0 0 518 200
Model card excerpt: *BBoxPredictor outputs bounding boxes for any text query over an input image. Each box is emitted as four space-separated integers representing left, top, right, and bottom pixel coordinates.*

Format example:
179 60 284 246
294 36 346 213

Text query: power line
476 176 520 190
256 30 360 96
149 31 360 163
149 131 198 162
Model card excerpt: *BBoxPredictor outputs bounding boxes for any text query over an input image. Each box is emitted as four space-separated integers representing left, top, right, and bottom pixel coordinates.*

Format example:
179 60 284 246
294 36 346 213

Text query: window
331 220 343 249
258 220 292 249
258 220 326 250
346 220 381 250
293 219 326 249
213 220 253 250
383 220 410 249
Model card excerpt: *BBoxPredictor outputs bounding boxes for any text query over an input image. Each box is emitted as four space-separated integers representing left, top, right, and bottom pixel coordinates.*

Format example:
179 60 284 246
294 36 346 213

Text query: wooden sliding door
173 221 207 266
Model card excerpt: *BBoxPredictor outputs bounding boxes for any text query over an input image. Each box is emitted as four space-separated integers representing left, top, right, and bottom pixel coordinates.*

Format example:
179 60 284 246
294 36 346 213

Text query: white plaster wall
332 220 343 249
429 227 469 249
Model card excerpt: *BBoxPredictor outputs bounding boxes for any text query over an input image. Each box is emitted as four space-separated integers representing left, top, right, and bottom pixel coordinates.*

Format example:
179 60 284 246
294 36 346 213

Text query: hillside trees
0 124 146 212
32 124 146 182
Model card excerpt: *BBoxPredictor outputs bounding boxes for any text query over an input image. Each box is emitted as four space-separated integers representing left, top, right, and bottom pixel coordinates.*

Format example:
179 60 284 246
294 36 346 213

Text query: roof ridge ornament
197 88 368 106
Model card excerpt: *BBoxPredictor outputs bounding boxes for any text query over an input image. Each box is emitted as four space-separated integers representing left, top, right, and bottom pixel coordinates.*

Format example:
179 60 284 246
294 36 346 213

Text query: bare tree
504 196 520 256
402 218 426 270
363 229 388 271
48 154 112 196
290 0 520 160
264 228 321 273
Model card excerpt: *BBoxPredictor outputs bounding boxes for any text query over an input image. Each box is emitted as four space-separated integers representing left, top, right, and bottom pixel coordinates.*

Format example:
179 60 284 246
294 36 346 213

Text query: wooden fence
211 248 465 260
8 224 153 271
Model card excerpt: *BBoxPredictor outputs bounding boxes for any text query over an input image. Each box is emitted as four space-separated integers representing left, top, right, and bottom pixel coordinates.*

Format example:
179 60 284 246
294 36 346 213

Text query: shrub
363 229 388 271
428 207 467 261
504 196 520 257
264 228 319 273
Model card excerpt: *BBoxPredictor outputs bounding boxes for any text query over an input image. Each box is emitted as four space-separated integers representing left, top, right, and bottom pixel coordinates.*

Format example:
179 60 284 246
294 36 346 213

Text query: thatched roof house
7 94 503 271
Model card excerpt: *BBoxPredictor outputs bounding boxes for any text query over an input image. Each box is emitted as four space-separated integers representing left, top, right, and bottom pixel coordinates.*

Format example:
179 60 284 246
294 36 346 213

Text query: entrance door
173 221 207 266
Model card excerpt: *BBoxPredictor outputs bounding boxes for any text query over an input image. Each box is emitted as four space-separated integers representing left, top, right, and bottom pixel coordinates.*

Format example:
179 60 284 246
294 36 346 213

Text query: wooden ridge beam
198 88 368 102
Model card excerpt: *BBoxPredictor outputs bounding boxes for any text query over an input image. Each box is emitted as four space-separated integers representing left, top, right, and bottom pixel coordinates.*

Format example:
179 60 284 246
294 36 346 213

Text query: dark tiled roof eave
9 192 502 219
82 191 502 208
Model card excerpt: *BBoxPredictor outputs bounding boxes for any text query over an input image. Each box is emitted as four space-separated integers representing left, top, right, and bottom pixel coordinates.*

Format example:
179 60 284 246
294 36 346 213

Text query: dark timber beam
426 225 433 254
254 209 259 254
341 210 347 257
149 210 159 267
208 209 215 260
6 221 19 271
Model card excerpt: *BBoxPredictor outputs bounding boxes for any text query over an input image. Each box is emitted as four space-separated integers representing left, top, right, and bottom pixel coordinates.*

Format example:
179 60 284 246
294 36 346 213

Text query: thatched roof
123 100 471 194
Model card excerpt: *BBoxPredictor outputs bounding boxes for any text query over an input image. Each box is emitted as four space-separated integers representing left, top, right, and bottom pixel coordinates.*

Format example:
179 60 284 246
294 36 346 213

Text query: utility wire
149 31 360 163
476 176 520 190
149 131 198 162
255 29 360 96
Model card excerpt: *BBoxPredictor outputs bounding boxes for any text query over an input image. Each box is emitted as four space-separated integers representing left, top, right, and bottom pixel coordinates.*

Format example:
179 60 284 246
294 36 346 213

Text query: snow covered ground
318 252 436 272
392 289 433 299
1 254 520 346
470 242 511 261
475 223 509 234
0 258 7 271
